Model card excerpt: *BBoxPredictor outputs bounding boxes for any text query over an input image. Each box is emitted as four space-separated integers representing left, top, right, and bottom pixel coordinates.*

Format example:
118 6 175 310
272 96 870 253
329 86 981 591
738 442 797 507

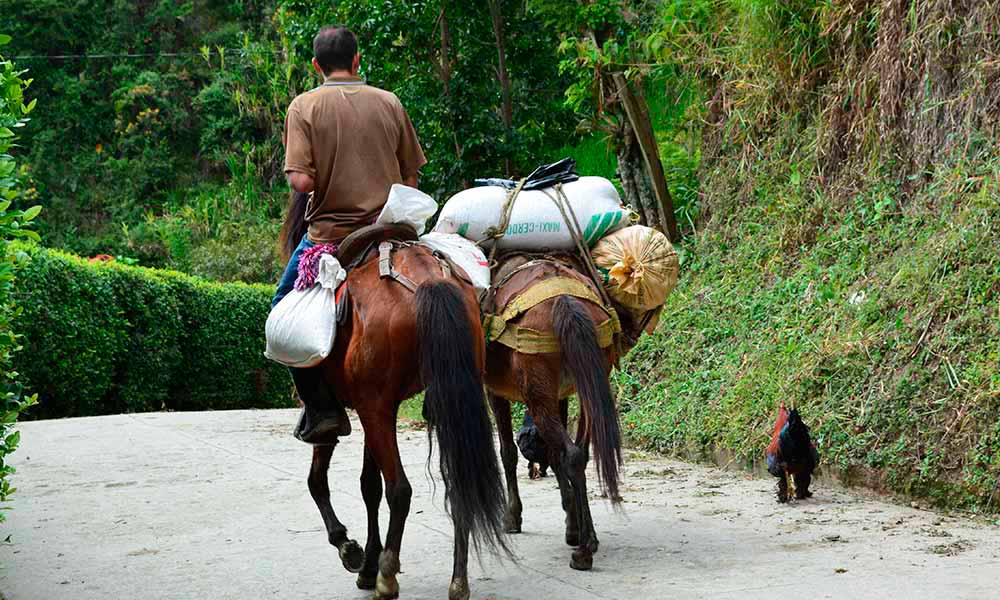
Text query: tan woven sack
591 225 679 311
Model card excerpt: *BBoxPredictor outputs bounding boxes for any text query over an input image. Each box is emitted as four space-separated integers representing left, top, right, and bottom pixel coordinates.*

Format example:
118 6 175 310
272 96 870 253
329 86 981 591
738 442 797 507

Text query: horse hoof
570 548 593 571
339 540 365 573
356 574 377 590
375 573 399 600
504 516 522 534
448 577 470 600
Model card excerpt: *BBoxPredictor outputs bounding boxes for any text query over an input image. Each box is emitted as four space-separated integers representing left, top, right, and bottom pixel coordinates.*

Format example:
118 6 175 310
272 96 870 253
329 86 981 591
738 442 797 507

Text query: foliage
0 0 287 275
616 0 1000 511
12 244 292 419
0 1 590 279
277 0 579 198
0 36 39 522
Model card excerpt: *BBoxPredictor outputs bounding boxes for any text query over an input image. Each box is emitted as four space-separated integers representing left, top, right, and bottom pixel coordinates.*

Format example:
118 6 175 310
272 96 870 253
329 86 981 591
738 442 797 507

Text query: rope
542 184 623 354
478 176 528 269
542 185 616 310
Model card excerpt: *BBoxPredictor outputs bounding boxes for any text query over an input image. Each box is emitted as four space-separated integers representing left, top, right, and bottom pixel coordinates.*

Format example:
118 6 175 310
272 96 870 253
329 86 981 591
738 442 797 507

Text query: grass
617 149 1000 511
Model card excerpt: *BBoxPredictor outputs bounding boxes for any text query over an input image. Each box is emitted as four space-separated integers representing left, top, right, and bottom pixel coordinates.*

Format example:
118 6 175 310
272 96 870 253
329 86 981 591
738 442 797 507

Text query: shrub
1 35 40 522
12 245 292 419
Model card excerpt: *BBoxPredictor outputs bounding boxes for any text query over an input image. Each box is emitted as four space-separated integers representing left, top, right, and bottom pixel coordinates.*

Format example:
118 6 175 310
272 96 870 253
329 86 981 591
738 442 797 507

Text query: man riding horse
274 26 426 445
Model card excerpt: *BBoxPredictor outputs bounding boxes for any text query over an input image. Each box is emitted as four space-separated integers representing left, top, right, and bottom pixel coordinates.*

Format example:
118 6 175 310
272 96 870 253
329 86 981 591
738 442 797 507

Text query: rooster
766 404 820 503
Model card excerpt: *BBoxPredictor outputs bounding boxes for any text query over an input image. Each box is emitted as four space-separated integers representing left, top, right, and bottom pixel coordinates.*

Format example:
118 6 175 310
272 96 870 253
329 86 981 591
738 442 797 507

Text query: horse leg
537 416 597 570
488 392 523 533
572 430 600 554
361 419 411 600
308 444 364 573
356 446 383 590
565 439 599 570
449 522 471 600
532 413 579 548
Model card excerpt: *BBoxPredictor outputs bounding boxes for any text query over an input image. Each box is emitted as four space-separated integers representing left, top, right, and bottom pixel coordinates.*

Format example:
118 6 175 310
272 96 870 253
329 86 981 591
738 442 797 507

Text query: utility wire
9 48 287 61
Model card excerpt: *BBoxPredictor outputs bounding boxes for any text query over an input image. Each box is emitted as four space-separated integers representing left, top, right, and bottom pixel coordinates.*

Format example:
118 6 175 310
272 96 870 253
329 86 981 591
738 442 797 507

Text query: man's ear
312 57 324 77
352 53 361 75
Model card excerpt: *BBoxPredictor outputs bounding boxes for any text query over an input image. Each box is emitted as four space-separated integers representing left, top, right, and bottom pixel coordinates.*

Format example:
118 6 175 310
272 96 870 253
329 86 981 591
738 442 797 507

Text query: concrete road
2 410 999 599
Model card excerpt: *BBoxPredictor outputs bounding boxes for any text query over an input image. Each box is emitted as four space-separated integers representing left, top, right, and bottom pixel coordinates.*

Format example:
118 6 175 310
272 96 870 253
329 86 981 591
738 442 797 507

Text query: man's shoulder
359 84 402 107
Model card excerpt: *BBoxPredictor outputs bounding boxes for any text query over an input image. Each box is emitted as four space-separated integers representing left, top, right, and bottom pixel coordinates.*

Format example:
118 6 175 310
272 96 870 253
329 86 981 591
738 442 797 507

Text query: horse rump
415 280 512 557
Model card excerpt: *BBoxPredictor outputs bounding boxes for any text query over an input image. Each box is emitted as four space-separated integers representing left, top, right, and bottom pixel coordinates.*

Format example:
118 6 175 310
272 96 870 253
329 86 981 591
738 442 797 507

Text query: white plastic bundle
264 254 347 368
419 232 491 293
433 176 628 251
376 184 438 234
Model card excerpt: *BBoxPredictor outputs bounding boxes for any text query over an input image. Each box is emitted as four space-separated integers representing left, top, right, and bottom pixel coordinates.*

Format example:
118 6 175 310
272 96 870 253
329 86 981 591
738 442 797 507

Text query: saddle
337 222 419 270
333 222 472 325
482 254 621 354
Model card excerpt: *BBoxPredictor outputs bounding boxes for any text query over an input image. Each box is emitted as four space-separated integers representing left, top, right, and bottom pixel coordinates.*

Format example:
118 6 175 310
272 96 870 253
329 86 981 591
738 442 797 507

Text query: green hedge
12 244 292 418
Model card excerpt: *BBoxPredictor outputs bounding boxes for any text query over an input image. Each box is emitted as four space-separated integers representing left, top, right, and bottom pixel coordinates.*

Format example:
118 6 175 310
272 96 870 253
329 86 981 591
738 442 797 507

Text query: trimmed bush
12 244 291 419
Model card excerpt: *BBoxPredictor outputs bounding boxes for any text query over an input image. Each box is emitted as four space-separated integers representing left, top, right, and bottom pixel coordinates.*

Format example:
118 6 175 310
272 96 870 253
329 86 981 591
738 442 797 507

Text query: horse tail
553 295 622 503
279 191 310 262
416 280 512 557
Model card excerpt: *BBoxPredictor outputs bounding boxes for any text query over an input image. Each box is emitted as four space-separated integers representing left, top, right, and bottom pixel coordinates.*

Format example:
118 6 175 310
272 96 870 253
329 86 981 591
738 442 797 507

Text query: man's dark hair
313 26 358 74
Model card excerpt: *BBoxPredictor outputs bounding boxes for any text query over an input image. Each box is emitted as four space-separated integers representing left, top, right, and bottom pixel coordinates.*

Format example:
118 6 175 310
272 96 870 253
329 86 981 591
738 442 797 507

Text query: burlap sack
591 225 679 311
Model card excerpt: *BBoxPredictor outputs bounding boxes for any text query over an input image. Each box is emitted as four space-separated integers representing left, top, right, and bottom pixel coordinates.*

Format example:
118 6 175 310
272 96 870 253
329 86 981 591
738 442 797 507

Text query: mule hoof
356 574 377 590
570 548 593 571
448 577 470 600
339 540 365 573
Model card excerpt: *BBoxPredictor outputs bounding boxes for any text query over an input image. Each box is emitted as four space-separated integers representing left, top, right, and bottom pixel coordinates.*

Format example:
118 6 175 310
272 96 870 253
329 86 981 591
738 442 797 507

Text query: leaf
0 35 11 46
21 205 41 221
23 99 36 114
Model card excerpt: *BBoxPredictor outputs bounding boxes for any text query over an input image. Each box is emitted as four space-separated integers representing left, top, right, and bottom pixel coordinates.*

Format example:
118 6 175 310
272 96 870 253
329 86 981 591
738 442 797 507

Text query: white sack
419 232 491 293
376 184 438 235
433 176 628 251
264 254 347 368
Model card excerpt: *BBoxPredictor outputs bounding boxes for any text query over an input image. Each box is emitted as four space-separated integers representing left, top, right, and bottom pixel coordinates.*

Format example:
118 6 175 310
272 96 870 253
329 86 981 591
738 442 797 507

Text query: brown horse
280 193 510 600
483 255 655 571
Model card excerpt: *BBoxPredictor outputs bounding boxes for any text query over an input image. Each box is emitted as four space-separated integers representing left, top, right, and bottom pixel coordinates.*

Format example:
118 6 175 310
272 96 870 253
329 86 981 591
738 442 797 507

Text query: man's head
312 26 359 77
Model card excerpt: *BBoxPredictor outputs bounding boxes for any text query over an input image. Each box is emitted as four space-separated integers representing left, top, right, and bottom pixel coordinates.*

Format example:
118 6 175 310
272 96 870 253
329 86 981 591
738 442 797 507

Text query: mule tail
553 295 623 503
416 280 512 557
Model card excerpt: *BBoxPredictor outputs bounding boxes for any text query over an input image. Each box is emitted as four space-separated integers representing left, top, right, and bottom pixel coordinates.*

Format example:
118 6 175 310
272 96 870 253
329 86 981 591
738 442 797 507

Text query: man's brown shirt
283 75 427 243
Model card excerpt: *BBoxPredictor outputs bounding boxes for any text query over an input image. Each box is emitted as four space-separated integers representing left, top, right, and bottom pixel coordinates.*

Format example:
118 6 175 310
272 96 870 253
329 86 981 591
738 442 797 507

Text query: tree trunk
437 2 465 185
617 119 659 227
581 7 681 241
612 73 680 242
488 0 514 175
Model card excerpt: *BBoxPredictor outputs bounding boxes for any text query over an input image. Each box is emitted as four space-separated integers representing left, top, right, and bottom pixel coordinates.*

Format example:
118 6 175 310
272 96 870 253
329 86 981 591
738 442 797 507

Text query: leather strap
483 275 621 353
377 241 451 293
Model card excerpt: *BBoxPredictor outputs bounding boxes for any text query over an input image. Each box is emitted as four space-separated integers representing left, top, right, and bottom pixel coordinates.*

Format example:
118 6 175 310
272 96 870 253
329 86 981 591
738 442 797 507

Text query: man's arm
395 97 427 188
288 172 315 193
284 103 316 192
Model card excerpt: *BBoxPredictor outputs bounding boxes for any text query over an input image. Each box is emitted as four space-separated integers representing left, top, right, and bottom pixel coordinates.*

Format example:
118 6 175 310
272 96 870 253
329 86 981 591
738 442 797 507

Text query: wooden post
612 73 680 242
